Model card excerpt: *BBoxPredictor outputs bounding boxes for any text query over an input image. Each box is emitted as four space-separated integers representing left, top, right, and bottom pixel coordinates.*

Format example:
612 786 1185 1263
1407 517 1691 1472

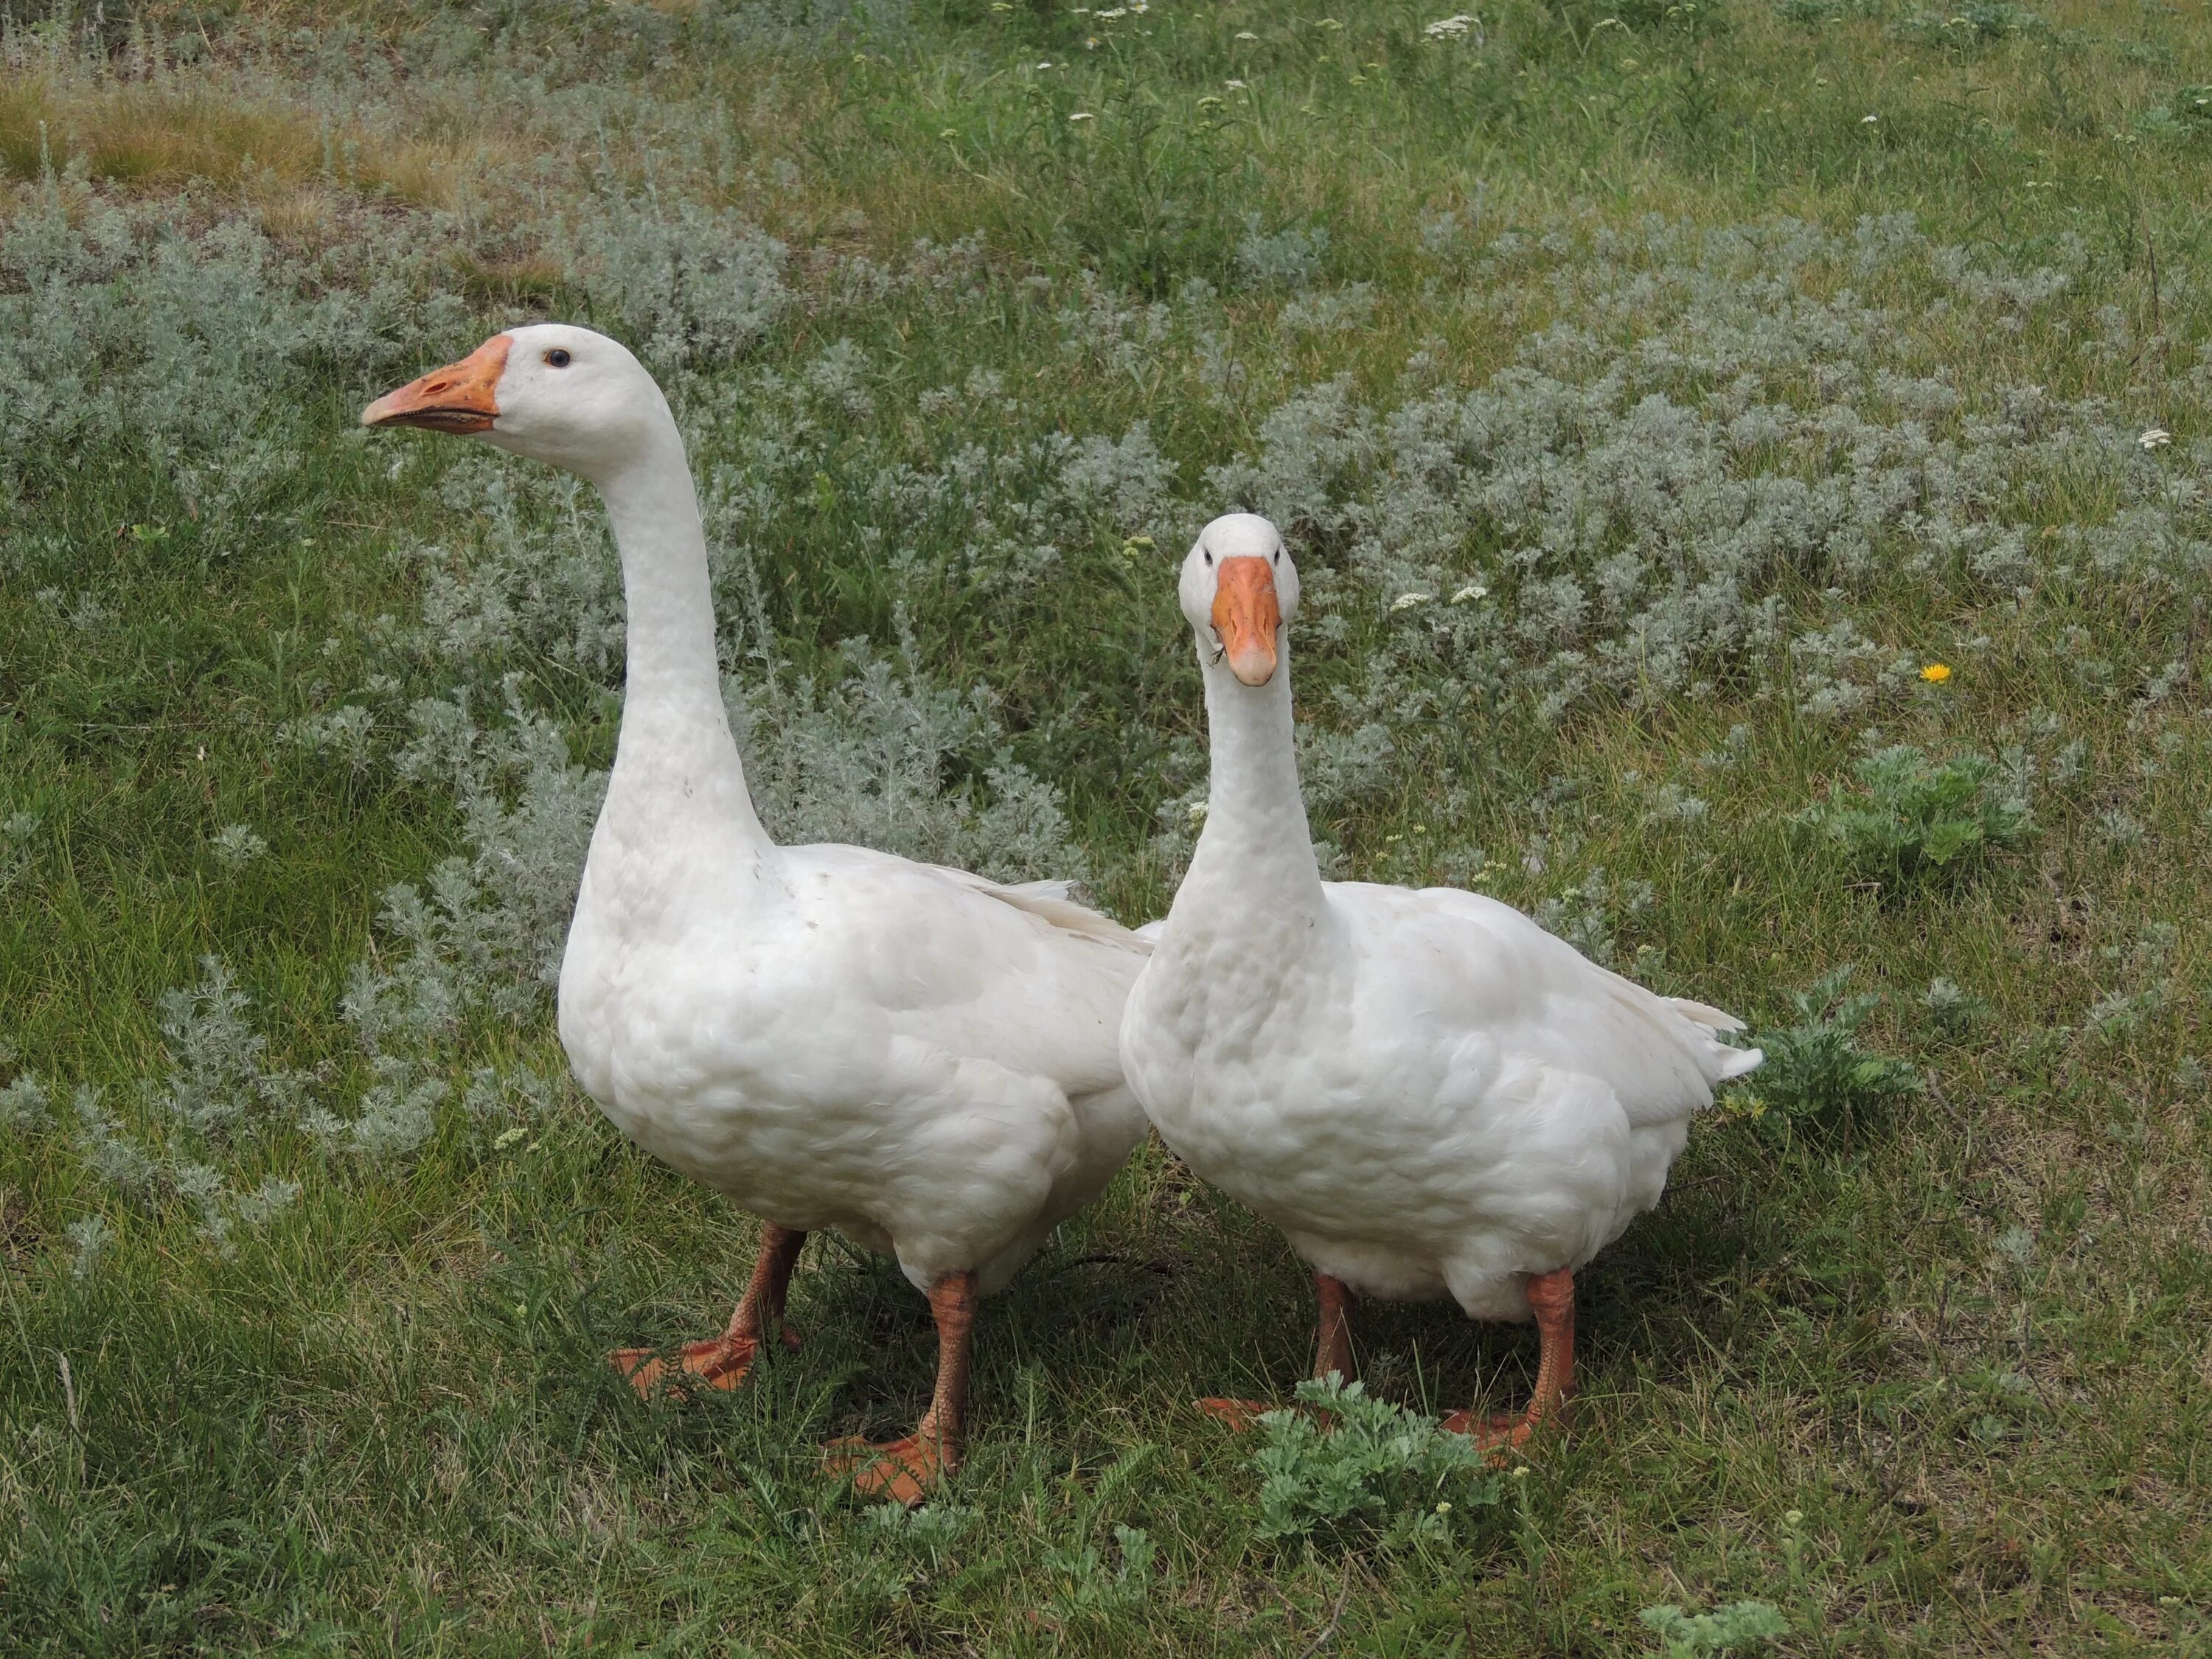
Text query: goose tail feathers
1664 996 1764 1082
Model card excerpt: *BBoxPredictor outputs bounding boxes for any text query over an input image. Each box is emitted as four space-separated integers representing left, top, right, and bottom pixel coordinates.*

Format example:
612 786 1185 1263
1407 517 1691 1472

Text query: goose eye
1203 549 1214 566
546 349 572 368
1272 549 1280 564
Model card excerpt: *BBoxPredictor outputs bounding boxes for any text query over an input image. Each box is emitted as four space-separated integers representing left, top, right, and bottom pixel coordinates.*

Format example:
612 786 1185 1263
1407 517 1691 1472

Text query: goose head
1180 512 1298 687
361 323 674 485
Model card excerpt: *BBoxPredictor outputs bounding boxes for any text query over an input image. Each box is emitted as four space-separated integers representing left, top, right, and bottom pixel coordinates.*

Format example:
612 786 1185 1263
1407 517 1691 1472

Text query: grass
2 0 2210 1652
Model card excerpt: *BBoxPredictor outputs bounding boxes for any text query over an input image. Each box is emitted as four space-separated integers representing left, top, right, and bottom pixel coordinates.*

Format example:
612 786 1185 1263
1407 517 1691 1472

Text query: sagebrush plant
1746 967 1924 1133
1639 1599 1790 1657
1794 743 2035 887
1249 1374 1504 1544
66 960 306 1255
3 0 2210 1649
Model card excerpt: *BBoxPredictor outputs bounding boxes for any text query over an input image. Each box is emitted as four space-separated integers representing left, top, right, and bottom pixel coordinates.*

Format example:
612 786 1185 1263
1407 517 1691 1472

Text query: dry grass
0 69 532 213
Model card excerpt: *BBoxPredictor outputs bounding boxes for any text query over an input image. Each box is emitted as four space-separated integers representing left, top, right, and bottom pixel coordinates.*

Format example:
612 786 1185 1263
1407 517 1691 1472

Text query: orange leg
612 1223 807 1399
1198 1270 1358 1431
824 1270 978 1506
1313 1271 1358 1383
1441 1267 1575 1456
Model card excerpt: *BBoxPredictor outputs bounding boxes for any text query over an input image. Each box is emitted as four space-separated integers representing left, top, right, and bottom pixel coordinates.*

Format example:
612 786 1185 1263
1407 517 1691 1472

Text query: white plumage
365 324 1149 1500
1120 512 1759 1442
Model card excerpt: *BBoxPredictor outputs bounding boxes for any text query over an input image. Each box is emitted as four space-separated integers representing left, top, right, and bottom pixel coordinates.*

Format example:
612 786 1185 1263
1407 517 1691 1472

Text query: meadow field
2 0 2209 1651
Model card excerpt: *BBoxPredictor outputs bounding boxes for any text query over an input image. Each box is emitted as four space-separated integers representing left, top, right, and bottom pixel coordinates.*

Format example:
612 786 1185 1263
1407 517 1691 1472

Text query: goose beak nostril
361 335 512 434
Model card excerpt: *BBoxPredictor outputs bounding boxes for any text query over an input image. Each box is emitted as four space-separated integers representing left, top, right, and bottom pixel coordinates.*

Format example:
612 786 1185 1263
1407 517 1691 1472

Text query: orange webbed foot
823 1433 950 1507
611 1324 799 1400
1195 1397 1279 1432
1439 1406 1558 1460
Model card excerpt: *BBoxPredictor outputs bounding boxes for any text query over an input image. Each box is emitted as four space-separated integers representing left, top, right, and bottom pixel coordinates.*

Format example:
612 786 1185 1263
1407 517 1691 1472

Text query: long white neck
594 424 769 852
1181 641 1325 919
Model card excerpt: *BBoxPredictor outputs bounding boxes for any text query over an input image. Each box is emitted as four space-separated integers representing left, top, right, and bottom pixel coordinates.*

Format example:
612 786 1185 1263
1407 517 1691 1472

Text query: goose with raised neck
366 324 1152 1503
1120 512 1764 1450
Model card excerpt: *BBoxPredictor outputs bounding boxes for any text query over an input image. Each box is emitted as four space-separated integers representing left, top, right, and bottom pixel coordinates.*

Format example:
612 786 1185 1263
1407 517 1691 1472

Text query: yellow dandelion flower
1921 663 1952 684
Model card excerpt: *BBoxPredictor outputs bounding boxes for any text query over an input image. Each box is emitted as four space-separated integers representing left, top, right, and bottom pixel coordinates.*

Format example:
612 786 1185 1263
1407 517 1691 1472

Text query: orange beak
361 334 512 434
1211 556 1281 686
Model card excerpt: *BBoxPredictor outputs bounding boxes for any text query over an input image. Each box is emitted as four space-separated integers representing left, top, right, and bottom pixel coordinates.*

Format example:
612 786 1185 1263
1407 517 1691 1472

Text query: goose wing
781 845 1148 1100
1335 882 1761 1127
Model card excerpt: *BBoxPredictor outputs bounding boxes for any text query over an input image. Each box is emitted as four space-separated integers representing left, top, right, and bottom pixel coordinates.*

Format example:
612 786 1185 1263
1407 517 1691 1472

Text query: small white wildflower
1224 77 1247 89
2140 426 2172 451
1037 60 1054 69
1450 583 1489 603
1070 111 1096 121
1188 800 1209 823
1861 114 1879 125
1425 13 1475 38
1096 7 1126 15
1235 29 1257 38
1390 591 1433 611
494 1126 527 1150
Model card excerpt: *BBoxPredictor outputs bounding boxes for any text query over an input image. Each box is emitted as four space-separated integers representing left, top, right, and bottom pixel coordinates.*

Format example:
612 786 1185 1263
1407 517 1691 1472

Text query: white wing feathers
922 867 1153 954
1384 883 1761 1122
1577 961 1765 1119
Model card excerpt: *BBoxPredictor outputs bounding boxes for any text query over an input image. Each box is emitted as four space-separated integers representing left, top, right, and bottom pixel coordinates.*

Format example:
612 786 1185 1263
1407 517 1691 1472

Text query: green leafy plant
1042 1523 1157 1615
2135 86 2212 138
1921 976 1989 1037
1250 1374 1503 1544
1745 967 1922 1132
1795 745 2033 887
1641 1599 1790 1655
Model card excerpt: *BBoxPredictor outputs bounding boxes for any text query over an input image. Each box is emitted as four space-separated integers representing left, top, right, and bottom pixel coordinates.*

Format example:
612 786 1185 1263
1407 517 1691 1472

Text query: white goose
1120 514 1761 1447
364 325 1151 1501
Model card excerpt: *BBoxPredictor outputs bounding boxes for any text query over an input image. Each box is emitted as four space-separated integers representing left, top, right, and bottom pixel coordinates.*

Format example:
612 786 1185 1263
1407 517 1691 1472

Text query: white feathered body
561 820 1150 1296
1124 873 1756 1321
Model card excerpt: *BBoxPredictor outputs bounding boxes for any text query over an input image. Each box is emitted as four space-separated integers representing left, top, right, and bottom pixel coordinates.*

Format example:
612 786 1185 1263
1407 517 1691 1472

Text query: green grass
3 0 2210 1651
